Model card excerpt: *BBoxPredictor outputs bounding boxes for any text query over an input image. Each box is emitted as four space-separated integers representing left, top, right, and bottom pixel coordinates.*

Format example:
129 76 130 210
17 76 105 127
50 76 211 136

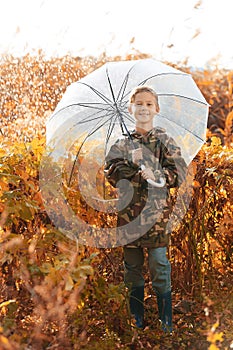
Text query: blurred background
1 0 232 68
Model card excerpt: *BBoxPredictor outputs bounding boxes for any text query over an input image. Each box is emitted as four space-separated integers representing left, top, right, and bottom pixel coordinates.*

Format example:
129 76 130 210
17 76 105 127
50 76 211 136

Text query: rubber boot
156 290 173 333
129 286 144 329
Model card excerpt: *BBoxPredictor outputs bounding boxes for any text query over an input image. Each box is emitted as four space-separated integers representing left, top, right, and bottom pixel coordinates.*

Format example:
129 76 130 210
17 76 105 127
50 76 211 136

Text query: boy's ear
128 104 132 114
156 104 160 113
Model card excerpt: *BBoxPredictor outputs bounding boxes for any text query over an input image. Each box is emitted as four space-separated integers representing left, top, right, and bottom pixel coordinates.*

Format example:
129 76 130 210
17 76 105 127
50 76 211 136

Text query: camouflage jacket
104 127 187 248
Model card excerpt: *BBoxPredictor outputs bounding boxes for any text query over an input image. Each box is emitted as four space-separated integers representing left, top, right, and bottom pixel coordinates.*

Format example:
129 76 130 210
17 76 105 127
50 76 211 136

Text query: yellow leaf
0 148 6 157
208 345 218 350
0 334 12 347
65 275 74 291
210 136 222 147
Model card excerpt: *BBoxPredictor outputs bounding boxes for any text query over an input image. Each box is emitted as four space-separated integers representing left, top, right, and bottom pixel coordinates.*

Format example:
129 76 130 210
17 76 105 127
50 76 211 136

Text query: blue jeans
123 247 171 294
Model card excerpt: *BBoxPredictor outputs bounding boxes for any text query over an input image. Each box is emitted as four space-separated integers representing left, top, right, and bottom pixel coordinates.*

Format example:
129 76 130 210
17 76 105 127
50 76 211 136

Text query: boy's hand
139 167 156 181
132 148 142 165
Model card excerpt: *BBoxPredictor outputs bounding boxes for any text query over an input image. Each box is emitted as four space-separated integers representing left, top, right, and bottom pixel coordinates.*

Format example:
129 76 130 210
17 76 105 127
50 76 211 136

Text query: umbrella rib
49 103 115 124
120 110 135 124
104 114 118 153
106 67 117 104
68 114 119 186
66 108 117 131
117 112 135 142
115 68 132 102
51 101 132 126
106 61 139 103
77 81 113 105
157 112 205 142
157 93 209 106
73 112 112 125
74 103 114 111
116 61 146 102
140 72 189 82
48 103 101 121
102 113 120 199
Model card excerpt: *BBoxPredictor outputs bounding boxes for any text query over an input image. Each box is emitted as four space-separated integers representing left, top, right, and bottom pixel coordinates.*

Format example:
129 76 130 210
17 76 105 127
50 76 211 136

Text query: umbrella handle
140 165 166 188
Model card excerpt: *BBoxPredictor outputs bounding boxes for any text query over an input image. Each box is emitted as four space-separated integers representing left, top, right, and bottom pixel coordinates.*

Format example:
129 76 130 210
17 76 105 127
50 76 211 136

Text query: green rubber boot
156 290 173 333
129 286 144 329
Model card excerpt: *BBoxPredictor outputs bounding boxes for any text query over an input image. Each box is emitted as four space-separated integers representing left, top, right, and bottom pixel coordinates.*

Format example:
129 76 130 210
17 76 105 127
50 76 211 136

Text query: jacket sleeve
104 139 139 188
161 136 187 188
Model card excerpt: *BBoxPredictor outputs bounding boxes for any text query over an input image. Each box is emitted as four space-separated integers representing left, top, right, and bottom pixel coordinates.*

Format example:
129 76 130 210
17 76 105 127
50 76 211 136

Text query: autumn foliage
0 52 232 349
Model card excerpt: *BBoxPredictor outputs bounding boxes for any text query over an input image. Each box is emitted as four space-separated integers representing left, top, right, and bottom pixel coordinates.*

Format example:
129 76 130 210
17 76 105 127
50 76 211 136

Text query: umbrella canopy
47 58 209 166
40 58 209 247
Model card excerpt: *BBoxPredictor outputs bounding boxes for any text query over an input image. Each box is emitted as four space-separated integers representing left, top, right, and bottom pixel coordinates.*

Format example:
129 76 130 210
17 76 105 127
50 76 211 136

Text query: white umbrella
47 58 209 166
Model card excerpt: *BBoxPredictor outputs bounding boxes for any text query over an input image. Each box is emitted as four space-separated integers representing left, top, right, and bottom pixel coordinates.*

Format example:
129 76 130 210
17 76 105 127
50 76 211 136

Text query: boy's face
128 91 159 126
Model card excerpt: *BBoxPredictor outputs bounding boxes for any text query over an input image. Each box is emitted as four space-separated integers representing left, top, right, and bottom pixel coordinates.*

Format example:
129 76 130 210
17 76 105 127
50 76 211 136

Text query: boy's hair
129 85 159 106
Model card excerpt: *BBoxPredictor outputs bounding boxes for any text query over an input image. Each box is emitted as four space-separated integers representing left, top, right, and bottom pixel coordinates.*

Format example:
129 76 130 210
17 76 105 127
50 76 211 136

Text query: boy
104 86 187 331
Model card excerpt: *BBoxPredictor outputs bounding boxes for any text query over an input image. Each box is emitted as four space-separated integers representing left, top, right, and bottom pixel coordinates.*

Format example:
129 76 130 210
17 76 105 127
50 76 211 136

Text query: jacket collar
130 127 166 143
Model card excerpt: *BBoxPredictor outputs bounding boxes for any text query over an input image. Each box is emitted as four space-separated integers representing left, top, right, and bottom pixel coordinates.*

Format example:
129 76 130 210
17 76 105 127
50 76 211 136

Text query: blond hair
129 85 159 107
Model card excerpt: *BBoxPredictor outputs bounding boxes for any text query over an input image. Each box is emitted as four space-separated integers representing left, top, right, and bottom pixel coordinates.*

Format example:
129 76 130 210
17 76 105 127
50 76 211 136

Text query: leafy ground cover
0 52 232 349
